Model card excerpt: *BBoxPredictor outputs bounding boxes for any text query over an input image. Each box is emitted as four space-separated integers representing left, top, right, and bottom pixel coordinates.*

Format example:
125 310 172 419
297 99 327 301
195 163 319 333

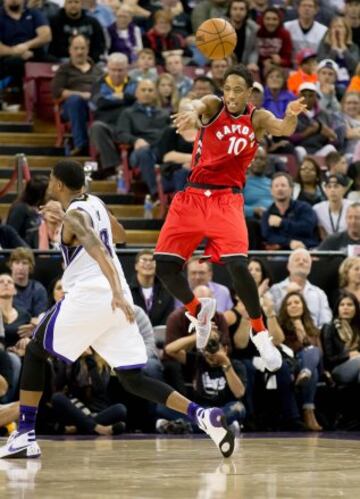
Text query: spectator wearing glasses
130 249 174 326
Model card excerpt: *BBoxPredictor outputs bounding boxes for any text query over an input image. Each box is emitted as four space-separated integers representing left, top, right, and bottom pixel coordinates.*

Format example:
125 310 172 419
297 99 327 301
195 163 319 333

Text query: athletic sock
18 405 38 433
187 402 201 423
250 317 266 333
185 297 201 317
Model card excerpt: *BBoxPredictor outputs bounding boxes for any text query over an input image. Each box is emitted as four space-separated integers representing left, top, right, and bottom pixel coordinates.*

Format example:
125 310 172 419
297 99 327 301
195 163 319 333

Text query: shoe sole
218 415 235 458
197 299 217 350
1 449 41 459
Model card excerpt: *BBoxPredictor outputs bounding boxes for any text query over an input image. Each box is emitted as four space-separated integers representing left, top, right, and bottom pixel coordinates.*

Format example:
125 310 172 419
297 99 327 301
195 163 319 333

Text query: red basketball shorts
154 187 248 264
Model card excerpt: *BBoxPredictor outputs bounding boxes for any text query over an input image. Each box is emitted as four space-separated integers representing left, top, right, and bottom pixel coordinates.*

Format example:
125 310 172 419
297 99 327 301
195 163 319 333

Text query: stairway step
0 132 57 146
126 230 160 244
91 180 116 193
0 155 89 168
122 218 164 230
0 110 27 122
0 123 33 133
0 146 65 155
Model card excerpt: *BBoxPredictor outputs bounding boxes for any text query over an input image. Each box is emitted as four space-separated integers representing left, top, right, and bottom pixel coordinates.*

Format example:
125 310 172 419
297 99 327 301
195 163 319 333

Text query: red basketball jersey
189 102 258 188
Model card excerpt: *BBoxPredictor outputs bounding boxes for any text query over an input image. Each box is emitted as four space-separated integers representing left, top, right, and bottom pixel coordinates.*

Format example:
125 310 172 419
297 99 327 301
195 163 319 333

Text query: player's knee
155 259 183 281
116 368 142 391
26 339 49 362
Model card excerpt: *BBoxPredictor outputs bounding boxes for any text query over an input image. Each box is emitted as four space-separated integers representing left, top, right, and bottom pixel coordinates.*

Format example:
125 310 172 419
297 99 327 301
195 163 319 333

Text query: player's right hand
111 292 135 322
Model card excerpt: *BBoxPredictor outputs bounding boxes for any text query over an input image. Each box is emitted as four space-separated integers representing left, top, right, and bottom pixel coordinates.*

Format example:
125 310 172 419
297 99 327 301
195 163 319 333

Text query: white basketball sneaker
185 297 217 350
196 407 235 458
250 329 282 372
0 430 41 459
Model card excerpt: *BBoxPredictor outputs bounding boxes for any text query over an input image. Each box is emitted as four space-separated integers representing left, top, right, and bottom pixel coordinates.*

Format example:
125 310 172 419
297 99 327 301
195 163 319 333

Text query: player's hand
111 292 135 322
171 110 199 133
286 97 307 117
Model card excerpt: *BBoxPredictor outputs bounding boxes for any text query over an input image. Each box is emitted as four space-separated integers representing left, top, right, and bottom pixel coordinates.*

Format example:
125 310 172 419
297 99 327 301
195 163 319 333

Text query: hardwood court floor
1 434 360 499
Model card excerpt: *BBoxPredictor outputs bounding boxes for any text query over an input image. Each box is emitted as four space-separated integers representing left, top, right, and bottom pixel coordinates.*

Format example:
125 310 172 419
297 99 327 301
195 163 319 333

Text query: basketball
195 18 237 60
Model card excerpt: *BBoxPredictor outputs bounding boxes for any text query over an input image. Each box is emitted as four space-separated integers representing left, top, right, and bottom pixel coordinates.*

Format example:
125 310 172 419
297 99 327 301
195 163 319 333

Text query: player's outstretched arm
63 210 134 322
172 95 222 132
253 97 307 138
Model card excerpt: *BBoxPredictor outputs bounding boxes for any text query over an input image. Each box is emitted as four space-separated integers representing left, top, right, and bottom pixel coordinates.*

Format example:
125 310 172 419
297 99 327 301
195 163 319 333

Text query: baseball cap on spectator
324 173 349 187
317 59 339 74
252 82 264 93
298 82 321 97
296 48 317 66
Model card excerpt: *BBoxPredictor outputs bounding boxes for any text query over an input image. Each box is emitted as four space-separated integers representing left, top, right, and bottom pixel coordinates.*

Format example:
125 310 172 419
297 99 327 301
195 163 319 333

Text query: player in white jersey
0 160 235 459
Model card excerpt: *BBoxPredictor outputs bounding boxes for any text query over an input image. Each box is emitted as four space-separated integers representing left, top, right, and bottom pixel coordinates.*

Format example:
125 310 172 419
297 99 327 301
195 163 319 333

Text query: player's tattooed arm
253 97 308 138
63 210 134 321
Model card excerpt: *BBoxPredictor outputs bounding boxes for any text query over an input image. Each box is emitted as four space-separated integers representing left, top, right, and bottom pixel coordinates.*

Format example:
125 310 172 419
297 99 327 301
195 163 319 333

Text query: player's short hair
8 247 35 272
223 64 254 88
52 160 85 190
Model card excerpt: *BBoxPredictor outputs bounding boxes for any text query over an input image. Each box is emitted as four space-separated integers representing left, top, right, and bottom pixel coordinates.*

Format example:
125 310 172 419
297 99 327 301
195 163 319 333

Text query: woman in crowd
0 274 31 349
318 17 360 91
256 7 292 78
48 277 65 307
155 73 180 114
7 176 48 248
322 291 360 384
292 156 325 206
278 291 323 431
263 67 295 119
338 256 360 303
224 260 304 431
227 0 258 70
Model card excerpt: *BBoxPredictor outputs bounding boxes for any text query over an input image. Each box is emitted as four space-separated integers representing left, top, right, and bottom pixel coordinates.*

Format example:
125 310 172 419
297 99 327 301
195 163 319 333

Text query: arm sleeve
31 8 49 28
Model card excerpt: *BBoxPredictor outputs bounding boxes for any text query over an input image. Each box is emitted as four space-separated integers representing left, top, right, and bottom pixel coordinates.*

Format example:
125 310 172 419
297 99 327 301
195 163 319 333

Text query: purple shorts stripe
43 300 73 364
115 363 147 370
32 304 57 340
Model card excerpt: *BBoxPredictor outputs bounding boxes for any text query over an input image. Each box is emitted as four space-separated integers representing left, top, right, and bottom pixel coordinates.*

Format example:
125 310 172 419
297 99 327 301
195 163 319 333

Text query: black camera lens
205 338 220 354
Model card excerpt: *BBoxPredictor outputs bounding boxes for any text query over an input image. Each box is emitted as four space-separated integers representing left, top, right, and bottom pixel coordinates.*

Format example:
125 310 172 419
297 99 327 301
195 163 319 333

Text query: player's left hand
171 110 199 133
111 292 135 322
286 97 307 117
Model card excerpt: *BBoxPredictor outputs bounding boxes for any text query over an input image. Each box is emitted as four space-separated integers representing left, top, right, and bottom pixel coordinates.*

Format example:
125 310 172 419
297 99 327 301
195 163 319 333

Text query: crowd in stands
1 0 360 434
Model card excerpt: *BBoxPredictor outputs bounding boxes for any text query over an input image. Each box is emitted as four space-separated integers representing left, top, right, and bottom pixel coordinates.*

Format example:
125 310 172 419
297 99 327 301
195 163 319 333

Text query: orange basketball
195 18 237 60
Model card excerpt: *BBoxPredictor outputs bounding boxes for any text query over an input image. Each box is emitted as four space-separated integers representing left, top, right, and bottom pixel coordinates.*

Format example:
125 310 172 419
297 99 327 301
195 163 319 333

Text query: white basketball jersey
60 194 126 291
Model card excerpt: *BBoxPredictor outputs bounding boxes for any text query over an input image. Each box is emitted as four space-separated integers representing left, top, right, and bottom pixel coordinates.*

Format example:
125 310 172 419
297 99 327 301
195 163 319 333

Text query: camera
205 338 220 354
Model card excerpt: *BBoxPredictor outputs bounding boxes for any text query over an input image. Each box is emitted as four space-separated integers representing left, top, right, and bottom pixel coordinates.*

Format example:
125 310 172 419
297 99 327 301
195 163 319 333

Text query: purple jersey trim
43 300 72 364
115 363 147 370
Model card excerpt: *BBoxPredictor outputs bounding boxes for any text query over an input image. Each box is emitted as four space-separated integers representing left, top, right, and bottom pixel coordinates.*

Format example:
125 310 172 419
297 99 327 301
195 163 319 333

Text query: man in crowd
51 34 103 156
115 79 170 198
261 172 319 250
164 52 193 98
317 202 360 252
267 248 332 327
49 0 105 62
8 247 48 319
89 53 136 178
0 0 51 84
130 250 174 327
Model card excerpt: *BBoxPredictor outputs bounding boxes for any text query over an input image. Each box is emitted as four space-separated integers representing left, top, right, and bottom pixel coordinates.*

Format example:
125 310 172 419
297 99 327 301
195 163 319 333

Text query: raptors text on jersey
190 103 259 188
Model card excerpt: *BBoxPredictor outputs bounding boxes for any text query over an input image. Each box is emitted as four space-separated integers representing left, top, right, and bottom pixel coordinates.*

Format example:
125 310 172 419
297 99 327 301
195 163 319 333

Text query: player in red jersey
154 64 307 370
